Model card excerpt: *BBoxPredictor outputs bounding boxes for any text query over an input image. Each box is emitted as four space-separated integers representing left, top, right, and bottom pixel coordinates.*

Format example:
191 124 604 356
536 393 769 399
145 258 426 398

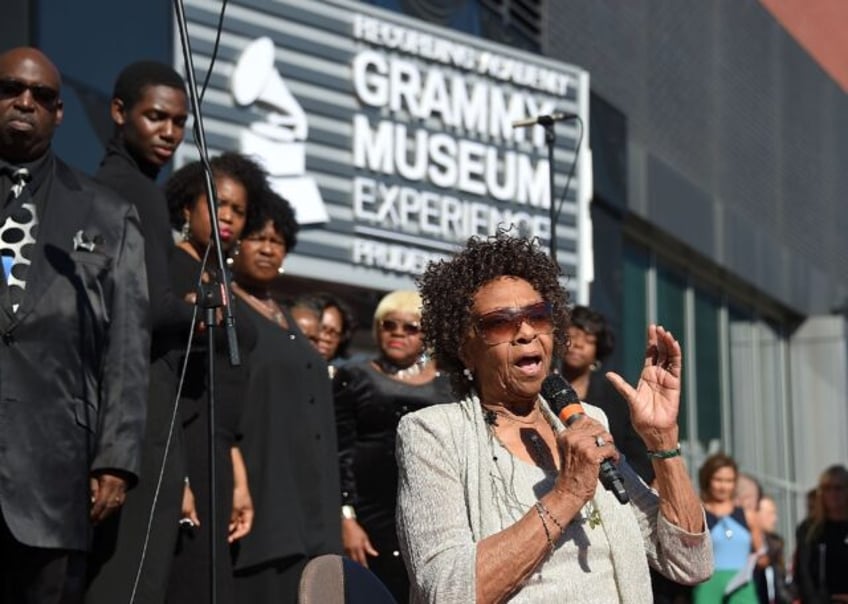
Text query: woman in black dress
163 152 267 603
334 290 453 601
229 190 342 603
795 464 848 603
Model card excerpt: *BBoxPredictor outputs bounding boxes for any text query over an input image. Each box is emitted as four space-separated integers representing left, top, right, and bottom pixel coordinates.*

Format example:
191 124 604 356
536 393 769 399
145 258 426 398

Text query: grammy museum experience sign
178 0 592 294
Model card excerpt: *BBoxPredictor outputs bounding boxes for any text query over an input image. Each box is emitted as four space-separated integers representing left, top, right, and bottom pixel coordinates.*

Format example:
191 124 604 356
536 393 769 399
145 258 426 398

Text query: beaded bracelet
647 444 682 459
536 500 565 535
533 502 556 555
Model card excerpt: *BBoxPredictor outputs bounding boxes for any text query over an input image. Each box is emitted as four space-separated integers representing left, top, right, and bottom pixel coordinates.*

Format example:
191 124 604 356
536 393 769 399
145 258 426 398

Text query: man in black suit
0 47 149 603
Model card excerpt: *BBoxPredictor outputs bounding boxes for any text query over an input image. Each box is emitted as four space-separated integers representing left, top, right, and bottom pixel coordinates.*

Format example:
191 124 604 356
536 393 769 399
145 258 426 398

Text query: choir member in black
86 60 192 604
229 190 342 603
163 152 267 603
287 294 324 353
334 290 453 601
0 46 149 604
314 292 357 371
795 464 848 603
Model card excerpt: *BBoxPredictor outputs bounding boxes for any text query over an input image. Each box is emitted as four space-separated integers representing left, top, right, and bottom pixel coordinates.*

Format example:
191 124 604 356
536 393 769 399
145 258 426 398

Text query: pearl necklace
374 357 424 380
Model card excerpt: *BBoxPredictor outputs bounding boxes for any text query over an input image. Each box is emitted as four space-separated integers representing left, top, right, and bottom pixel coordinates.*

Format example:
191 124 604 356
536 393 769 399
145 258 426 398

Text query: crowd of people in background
685 454 847 604
1 45 846 604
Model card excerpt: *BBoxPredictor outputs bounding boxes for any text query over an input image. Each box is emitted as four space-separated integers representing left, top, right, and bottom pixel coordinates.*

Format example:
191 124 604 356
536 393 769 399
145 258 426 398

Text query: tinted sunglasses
320 325 343 340
473 301 554 345
0 78 60 108
380 319 421 336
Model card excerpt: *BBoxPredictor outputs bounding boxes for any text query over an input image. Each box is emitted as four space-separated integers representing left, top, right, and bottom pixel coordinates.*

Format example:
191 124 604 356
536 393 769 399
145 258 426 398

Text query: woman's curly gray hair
417 230 571 399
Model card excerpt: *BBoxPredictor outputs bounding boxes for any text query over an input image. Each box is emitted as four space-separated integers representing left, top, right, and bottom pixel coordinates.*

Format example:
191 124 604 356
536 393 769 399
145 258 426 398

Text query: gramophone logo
231 37 328 225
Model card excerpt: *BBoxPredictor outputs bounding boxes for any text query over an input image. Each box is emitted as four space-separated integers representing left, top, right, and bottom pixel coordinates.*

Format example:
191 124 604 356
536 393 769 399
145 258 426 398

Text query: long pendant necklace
721 518 734 539
485 412 603 530
526 432 548 462
236 283 286 327
485 408 556 473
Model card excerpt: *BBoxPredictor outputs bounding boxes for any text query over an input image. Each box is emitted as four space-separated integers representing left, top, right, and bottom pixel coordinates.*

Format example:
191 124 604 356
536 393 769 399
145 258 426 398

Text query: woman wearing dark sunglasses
333 290 452 601
395 231 711 603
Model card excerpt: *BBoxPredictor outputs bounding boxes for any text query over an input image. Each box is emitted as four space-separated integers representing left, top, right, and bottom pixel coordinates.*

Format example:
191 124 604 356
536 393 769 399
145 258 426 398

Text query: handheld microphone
511 112 578 128
541 374 629 504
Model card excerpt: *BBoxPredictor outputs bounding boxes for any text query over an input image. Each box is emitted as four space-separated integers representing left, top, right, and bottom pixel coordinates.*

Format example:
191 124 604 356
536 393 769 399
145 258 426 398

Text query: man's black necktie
0 168 38 312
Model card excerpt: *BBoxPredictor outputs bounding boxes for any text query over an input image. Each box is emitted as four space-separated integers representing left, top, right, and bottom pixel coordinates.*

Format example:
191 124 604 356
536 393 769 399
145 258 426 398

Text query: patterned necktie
0 168 38 312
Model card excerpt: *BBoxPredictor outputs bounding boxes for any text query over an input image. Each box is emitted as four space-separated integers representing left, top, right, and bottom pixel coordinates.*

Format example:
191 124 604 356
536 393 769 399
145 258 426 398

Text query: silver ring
595 435 606 447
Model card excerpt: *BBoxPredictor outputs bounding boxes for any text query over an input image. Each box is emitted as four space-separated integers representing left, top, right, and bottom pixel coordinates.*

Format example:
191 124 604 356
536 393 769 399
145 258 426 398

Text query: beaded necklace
374 356 425 380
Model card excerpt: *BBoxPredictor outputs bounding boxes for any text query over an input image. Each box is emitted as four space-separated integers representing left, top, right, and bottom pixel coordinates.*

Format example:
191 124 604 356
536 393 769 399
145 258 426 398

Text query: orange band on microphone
557 403 585 424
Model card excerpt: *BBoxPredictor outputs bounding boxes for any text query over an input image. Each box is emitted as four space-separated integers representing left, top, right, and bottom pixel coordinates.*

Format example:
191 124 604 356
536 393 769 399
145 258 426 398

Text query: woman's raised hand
605 324 682 451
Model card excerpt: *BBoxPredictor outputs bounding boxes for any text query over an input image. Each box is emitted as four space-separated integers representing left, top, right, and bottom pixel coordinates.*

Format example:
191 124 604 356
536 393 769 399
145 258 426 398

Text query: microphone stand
173 2 242 603
528 114 583 375
541 118 558 263
540 116 561 375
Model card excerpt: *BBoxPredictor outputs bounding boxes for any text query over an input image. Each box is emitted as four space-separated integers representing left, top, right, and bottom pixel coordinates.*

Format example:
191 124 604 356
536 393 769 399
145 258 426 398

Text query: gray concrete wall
546 0 848 316
790 315 848 489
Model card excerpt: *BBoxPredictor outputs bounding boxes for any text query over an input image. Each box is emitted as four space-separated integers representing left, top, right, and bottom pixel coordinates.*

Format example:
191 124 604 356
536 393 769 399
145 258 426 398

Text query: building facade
7 0 847 551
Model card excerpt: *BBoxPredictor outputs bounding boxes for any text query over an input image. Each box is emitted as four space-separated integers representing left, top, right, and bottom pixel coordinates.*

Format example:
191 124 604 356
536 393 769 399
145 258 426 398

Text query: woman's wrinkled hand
553 415 617 506
342 518 379 567
605 324 681 451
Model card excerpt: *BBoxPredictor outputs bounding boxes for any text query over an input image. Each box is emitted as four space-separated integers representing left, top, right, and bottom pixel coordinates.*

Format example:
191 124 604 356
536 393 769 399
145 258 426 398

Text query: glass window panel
622 243 649 385
694 288 722 457
757 320 787 484
656 264 687 434
728 305 757 467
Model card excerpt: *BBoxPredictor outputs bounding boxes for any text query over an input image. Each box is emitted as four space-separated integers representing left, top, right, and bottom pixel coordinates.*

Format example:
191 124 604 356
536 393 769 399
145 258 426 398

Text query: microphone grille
541 374 579 411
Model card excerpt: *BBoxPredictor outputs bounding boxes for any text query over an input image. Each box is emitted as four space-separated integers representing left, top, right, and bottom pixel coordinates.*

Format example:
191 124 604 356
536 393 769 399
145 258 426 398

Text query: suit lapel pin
73 230 97 252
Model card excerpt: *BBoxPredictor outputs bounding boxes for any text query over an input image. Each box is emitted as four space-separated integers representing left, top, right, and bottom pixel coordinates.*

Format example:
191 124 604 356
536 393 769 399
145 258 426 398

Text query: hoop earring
590 360 602 372
180 222 191 242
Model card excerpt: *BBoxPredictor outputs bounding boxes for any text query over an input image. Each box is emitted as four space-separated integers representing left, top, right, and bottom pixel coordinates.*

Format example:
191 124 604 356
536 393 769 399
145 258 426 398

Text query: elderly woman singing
396 232 713 603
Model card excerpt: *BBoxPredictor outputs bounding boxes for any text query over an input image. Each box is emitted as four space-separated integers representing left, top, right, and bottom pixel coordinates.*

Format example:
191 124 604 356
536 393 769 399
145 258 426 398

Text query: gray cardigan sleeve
583 404 712 585
396 409 477 603
619 459 713 584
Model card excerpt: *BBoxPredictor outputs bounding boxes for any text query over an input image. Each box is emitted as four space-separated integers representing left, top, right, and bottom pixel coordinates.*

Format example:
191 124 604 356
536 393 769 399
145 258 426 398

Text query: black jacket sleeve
333 365 369 506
